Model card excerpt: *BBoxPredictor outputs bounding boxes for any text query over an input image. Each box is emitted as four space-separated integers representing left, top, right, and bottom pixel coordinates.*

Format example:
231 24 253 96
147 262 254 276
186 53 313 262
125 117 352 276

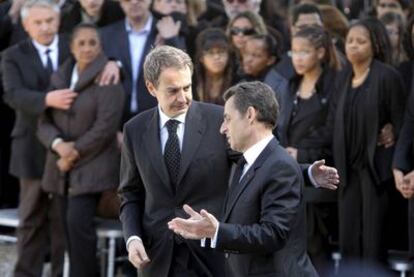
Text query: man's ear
146 80 157 97
246 106 256 124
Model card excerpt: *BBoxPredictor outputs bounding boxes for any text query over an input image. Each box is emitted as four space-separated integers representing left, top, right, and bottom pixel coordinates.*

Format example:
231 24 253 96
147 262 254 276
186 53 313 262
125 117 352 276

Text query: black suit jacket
118 101 232 277
1 36 70 178
216 138 318 277
99 18 186 124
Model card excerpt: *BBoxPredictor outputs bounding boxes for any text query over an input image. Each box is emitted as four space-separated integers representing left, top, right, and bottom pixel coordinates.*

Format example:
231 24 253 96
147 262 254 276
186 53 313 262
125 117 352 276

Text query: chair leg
63 251 70 277
107 237 116 277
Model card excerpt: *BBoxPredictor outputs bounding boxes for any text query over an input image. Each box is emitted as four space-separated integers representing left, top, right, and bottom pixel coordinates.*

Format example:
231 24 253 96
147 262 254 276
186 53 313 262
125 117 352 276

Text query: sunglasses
230 27 256 36
226 0 247 3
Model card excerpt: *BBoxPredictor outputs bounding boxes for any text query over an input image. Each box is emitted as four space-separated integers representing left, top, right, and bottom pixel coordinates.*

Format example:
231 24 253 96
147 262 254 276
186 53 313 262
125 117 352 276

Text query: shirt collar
158 105 187 129
32 35 59 55
243 135 274 167
125 15 153 34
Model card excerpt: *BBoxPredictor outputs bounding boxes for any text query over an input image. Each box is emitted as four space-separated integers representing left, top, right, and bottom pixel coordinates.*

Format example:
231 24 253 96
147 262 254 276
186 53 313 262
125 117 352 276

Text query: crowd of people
1 0 414 276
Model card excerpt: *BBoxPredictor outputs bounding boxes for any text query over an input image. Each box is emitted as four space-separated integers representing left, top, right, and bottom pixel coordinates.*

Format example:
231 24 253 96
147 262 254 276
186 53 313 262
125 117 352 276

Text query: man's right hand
128 239 150 270
45 89 77 110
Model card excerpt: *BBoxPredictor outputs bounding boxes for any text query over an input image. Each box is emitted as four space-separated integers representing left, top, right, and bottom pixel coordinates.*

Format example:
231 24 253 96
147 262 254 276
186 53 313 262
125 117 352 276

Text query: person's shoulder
2 39 32 60
372 59 401 78
125 108 156 129
100 19 124 34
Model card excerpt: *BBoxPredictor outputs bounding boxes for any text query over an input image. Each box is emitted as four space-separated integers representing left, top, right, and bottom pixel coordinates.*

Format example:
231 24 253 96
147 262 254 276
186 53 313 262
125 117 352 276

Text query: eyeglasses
378 3 399 8
288 50 313 58
226 0 247 4
230 27 256 36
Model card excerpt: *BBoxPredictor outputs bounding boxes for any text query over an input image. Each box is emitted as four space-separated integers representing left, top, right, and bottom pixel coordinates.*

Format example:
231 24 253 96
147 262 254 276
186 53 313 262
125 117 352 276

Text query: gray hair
223 81 279 129
21 0 60 21
143 45 193 87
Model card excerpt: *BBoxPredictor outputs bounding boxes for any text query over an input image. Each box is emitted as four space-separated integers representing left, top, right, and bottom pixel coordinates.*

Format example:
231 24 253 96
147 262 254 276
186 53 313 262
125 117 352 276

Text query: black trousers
339 168 388 264
64 193 100 277
14 179 65 277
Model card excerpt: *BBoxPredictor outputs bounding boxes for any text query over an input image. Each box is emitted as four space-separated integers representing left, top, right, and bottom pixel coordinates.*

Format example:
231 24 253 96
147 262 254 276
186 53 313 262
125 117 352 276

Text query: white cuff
308 165 320 188
210 222 220 248
51 137 63 150
200 238 206 247
126 235 142 251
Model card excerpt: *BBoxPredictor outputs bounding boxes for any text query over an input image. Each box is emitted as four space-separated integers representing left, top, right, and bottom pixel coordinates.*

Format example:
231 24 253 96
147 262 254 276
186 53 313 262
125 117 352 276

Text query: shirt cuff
200 238 206 247
126 236 142 251
210 222 220 248
51 137 63 150
308 164 320 188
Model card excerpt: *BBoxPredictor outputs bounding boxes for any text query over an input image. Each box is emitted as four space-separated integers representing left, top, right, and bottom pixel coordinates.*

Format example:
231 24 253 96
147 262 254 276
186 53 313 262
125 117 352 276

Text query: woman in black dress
327 18 406 265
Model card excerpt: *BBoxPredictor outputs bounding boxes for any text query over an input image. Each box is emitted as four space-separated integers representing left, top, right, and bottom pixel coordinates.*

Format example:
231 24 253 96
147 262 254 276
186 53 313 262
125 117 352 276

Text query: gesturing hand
311 159 339 190
168 204 218 240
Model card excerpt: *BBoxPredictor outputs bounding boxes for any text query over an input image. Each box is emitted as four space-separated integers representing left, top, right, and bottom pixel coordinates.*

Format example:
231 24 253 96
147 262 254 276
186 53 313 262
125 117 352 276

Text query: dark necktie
45 49 54 76
224 156 247 212
164 119 181 190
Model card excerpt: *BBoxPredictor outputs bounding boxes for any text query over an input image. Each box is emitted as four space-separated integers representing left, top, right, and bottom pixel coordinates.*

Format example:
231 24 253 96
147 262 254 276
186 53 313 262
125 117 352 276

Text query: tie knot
45 49 51 55
237 156 247 167
166 119 180 134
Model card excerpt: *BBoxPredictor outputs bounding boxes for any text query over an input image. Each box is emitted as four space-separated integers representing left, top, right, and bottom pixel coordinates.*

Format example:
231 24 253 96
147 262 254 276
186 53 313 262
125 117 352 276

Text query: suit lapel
176 102 206 186
143 109 172 191
118 23 132 77
222 139 276 221
25 40 49 83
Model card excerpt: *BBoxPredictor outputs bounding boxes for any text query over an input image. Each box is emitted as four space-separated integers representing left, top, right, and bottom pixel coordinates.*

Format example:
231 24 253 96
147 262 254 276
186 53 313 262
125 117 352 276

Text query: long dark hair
348 17 392 64
195 28 235 105
293 25 342 71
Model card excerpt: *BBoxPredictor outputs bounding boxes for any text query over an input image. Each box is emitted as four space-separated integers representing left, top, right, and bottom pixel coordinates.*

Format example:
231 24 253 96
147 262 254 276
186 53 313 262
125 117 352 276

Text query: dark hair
227 11 268 38
70 23 99 45
290 3 323 26
195 28 234 105
248 34 280 61
348 17 392 64
403 15 414 59
223 81 279 129
293 25 342 71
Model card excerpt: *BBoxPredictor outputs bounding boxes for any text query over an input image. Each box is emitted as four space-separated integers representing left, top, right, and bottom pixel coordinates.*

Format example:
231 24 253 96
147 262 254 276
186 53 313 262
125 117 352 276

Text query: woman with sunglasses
226 11 267 60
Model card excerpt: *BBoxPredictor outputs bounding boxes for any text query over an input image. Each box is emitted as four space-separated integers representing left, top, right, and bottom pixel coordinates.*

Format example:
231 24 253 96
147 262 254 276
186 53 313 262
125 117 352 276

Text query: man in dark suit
1 1 74 276
168 81 318 276
119 45 231 277
99 0 185 125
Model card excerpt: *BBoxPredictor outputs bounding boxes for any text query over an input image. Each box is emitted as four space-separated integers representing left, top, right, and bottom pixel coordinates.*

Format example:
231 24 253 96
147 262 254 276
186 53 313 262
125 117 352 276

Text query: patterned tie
164 119 181 190
45 49 54 76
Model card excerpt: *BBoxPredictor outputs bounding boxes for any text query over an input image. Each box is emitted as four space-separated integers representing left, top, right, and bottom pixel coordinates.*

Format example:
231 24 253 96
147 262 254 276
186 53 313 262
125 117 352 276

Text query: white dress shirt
32 35 59 72
126 16 153 113
126 107 187 251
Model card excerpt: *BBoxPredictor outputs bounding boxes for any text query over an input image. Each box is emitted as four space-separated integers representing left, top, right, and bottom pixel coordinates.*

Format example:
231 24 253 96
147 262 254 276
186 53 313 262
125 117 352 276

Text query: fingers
128 240 150 270
183 204 200 219
313 159 325 167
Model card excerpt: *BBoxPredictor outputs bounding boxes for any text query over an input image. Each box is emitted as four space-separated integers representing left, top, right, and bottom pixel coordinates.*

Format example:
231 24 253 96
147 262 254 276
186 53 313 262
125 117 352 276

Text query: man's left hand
168 204 218 240
311 159 339 190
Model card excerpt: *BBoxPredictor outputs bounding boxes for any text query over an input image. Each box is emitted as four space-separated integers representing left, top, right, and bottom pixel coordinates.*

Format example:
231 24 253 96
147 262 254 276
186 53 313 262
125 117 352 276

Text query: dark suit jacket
99 18 186 124
37 54 124 195
1 36 70 178
216 138 318 277
327 60 405 186
118 101 232 277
